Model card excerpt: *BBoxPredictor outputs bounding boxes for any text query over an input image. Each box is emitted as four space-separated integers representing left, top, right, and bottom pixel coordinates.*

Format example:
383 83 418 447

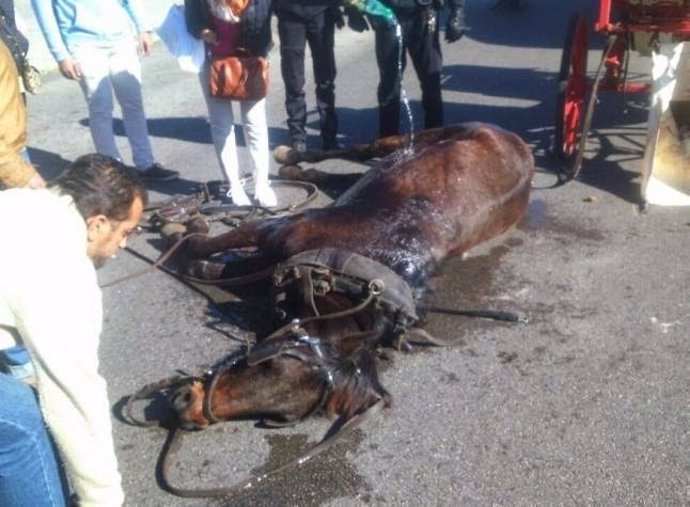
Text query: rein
124 331 385 499
159 398 384 499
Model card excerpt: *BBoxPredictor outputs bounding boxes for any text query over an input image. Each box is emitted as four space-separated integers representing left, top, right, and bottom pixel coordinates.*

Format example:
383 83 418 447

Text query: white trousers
198 61 270 189
71 40 155 169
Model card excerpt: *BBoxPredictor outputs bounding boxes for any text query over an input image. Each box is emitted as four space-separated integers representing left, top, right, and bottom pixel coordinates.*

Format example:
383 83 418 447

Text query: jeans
0 373 68 506
71 39 155 169
198 61 270 189
0 345 36 382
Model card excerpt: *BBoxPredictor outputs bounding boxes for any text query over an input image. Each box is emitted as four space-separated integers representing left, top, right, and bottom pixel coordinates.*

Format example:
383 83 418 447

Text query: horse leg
272 124 473 165
182 221 262 260
278 164 364 200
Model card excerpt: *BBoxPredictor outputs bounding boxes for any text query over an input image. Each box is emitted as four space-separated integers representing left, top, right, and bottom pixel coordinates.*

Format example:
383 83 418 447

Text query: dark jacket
272 0 337 19
0 0 29 67
184 0 273 57
381 0 465 13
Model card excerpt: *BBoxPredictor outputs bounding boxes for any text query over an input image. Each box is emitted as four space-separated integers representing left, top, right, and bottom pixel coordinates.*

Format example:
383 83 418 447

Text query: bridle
123 248 405 498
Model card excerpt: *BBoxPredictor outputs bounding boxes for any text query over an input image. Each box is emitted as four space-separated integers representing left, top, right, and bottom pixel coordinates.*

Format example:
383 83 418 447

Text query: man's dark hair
50 154 148 221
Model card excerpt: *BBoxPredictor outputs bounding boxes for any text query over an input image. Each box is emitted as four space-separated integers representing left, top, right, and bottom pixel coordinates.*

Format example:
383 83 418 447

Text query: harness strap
159 398 385 498
274 248 418 324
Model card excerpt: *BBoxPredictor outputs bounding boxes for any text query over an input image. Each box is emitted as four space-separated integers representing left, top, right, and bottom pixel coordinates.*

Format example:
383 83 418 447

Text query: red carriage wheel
555 13 589 176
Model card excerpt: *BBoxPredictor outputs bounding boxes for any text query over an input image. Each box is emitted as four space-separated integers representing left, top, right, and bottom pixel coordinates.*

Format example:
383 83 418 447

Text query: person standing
0 154 146 506
31 0 179 182
273 0 341 152
368 0 466 137
185 0 277 207
0 40 45 189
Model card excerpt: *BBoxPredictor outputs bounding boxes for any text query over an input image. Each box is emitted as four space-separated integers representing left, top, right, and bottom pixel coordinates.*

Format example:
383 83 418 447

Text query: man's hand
58 58 82 80
138 32 155 57
346 7 369 32
200 28 218 45
333 6 345 29
445 10 466 43
25 172 46 189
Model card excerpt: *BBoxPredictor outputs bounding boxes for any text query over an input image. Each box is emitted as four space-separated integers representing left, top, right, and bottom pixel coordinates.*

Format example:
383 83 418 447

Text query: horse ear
246 341 283 366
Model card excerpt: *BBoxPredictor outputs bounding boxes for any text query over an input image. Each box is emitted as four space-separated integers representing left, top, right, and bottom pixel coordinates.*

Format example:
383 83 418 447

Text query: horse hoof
186 259 226 280
161 222 187 238
278 164 304 180
186 215 210 234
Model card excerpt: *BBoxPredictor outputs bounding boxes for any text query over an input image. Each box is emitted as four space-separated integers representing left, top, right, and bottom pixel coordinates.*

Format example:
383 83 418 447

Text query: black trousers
373 9 443 137
276 9 338 147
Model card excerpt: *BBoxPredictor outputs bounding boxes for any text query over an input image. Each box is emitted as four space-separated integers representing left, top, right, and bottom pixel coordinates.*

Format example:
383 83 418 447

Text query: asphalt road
25 0 690 505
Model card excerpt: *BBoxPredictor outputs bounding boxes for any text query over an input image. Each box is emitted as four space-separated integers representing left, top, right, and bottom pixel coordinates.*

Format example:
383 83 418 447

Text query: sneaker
227 186 251 206
138 163 180 182
254 184 277 207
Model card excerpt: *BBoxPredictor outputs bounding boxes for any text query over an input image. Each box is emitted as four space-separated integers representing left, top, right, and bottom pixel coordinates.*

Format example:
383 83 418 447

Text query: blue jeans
0 373 68 506
71 39 155 169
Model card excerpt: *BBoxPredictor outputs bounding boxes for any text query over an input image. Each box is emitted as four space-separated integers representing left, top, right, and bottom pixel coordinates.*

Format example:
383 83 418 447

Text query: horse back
360 124 535 257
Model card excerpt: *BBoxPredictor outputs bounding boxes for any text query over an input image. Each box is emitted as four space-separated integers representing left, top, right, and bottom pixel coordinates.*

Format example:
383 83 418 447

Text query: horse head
171 248 417 430
171 320 392 430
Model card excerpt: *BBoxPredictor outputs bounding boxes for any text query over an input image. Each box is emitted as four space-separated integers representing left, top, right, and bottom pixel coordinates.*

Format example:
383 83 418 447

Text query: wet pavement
25 0 690 505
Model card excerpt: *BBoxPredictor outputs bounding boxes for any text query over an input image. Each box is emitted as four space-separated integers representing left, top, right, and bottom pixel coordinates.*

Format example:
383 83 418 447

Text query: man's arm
122 0 155 56
444 0 466 43
0 42 43 188
31 0 71 63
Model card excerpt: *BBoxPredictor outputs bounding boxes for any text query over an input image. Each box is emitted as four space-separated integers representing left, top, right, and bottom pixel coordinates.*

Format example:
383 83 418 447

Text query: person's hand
24 172 46 189
58 58 82 80
445 10 466 43
346 7 369 32
333 6 345 29
200 28 218 45
138 31 155 57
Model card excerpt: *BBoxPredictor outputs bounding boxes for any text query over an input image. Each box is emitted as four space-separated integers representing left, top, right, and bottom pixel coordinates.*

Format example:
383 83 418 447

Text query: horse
165 122 534 432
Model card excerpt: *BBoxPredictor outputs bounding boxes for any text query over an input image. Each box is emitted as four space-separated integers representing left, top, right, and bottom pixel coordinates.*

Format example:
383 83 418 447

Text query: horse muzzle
171 381 210 430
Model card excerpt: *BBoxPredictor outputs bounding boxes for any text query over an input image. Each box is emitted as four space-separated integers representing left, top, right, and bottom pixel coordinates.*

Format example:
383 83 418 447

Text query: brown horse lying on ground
166 123 534 431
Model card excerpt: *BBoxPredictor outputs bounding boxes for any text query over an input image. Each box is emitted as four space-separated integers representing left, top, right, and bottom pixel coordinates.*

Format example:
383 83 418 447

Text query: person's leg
306 10 338 149
71 44 122 161
277 13 308 149
240 98 276 206
407 11 444 129
0 373 68 506
373 17 405 137
109 40 156 170
198 63 250 205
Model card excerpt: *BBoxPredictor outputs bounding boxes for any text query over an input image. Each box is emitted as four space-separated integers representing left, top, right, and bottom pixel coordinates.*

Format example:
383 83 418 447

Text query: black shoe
138 163 179 182
291 140 307 153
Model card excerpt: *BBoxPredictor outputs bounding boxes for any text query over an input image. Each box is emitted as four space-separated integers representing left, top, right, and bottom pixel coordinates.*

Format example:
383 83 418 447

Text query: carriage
554 0 690 192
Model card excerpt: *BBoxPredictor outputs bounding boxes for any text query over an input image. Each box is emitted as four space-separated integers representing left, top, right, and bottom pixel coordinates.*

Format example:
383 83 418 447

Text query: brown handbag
209 49 269 101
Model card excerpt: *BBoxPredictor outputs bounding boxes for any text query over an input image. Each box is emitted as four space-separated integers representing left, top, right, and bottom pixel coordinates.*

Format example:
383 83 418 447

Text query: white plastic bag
156 4 205 73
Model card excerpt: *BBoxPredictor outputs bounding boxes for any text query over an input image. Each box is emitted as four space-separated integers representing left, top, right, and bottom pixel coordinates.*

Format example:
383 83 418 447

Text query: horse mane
323 346 392 419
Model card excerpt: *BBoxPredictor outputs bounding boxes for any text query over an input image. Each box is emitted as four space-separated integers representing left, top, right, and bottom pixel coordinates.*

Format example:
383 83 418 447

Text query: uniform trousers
373 9 443 137
276 9 338 147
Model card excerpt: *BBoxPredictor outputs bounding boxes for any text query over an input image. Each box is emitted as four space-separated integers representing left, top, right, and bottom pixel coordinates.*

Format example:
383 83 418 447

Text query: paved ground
24 0 690 505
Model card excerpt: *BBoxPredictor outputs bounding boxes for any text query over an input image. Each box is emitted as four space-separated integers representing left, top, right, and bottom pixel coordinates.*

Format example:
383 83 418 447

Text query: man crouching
0 154 146 506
